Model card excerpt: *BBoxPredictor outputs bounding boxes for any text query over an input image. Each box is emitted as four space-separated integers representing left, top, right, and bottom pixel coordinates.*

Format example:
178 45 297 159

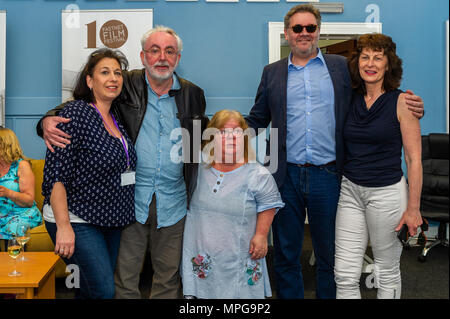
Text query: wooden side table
0 252 61 299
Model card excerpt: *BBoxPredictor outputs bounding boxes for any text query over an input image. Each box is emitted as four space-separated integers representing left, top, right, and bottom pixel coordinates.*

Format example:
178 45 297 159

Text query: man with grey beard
36 26 209 299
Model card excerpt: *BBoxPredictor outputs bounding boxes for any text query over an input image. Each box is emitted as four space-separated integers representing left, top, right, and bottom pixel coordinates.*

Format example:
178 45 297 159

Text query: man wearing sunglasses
245 4 424 299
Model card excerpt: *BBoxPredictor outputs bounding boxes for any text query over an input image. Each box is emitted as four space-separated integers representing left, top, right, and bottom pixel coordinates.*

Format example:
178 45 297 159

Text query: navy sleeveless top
343 89 403 187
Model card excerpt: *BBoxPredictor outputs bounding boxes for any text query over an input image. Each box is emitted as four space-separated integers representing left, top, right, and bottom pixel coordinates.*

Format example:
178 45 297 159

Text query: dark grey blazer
246 54 352 187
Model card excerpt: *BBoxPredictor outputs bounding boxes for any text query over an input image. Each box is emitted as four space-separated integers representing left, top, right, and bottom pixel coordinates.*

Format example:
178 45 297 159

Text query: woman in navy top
42 49 137 299
334 34 422 299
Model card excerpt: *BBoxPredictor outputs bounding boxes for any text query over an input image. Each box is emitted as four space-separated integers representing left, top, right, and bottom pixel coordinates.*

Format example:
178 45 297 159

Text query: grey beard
143 59 178 82
292 44 317 59
147 68 173 81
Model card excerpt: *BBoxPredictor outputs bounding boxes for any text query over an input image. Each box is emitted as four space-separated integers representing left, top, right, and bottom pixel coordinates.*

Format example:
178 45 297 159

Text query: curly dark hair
348 33 403 95
73 48 129 103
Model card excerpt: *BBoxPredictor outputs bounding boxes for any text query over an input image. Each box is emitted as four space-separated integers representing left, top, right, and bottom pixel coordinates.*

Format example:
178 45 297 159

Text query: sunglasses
291 24 318 34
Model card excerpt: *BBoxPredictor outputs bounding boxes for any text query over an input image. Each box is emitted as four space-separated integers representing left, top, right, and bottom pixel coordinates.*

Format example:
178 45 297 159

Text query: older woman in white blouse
181 110 284 299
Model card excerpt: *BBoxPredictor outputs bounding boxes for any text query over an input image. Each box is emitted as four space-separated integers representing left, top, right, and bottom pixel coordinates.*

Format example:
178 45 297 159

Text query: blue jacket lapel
323 54 340 115
279 57 289 122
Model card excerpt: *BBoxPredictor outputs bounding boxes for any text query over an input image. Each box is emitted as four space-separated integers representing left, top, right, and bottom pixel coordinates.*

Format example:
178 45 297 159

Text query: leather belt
296 160 336 168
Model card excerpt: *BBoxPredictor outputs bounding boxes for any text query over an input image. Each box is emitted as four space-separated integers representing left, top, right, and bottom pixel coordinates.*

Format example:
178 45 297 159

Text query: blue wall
1 0 448 159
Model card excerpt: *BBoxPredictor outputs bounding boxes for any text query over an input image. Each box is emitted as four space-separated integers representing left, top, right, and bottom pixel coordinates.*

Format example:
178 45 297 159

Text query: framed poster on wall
61 9 153 102
0 10 5 126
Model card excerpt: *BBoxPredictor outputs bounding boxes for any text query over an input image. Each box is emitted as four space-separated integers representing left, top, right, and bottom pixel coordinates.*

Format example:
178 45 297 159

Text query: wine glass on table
7 237 22 276
16 224 30 261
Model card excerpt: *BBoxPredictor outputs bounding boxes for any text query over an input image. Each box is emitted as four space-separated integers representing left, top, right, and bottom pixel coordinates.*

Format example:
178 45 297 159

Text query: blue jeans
272 163 340 299
45 221 122 299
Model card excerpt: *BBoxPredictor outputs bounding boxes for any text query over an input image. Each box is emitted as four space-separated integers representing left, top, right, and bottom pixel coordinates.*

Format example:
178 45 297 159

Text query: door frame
268 21 382 63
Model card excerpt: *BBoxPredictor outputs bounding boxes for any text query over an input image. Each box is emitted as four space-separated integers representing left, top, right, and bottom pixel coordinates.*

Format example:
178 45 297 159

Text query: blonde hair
0 127 26 164
202 110 256 166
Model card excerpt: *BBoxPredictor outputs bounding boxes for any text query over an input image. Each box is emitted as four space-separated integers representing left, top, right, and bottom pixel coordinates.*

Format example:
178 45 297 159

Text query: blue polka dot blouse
42 100 137 227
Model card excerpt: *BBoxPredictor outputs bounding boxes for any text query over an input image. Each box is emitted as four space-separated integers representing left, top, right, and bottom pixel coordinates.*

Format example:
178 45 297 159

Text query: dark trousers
45 221 122 299
272 163 340 299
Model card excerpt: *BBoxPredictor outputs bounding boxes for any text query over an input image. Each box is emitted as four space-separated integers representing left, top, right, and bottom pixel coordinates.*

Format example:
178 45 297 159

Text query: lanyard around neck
91 103 131 170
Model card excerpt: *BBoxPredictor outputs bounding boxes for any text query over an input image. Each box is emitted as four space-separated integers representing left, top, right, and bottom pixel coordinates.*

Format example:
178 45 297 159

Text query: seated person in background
42 48 137 299
0 127 42 240
181 110 284 299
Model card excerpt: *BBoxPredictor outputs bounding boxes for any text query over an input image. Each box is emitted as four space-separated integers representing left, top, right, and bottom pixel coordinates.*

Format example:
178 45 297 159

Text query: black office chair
418 133 449 262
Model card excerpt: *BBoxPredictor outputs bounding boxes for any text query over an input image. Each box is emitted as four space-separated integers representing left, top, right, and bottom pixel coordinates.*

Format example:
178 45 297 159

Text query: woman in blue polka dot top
42 49 137 299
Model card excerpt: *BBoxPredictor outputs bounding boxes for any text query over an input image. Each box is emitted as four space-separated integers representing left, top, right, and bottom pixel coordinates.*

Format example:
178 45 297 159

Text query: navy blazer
246 54 352 187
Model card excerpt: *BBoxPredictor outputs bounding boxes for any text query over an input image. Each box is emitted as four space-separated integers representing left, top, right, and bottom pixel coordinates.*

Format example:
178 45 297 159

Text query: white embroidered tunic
181 162 284 299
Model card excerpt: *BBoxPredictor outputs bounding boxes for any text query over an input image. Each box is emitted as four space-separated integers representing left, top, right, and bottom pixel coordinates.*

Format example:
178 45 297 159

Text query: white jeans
334 176 407 299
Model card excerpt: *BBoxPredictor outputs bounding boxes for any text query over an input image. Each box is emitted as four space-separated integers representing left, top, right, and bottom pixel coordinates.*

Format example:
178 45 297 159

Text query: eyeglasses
143 46 178 58
291 24 318 34
218 128 244 137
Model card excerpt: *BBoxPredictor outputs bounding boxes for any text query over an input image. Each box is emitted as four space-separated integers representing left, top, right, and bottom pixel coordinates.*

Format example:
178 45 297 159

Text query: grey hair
140 25 183 52
284 4 322 30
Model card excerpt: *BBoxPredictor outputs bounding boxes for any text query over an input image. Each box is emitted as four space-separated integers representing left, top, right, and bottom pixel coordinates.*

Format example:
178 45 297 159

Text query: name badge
121 171 136 186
